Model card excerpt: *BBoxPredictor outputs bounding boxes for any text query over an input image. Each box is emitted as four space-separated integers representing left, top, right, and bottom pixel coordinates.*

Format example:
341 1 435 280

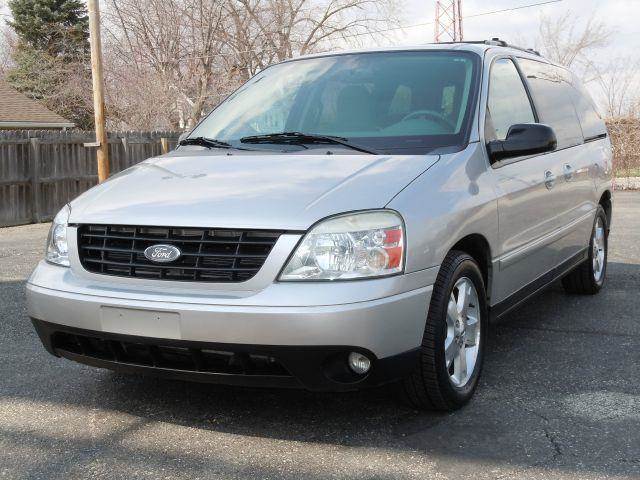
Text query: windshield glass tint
189 51 479 154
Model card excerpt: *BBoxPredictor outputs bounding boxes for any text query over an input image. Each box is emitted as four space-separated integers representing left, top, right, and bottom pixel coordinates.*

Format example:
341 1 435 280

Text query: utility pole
87 0 110 182
434 0 463 43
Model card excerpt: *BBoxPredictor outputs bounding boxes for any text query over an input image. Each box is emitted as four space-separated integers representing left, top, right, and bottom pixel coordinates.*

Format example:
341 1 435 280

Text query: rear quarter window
517 58 584 149
570 79 607 140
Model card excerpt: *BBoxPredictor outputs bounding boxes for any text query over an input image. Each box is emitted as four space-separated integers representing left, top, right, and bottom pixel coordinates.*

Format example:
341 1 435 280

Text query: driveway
1 192 638 479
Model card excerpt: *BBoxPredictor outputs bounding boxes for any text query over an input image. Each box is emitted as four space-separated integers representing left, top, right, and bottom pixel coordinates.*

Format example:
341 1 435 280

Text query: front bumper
32 319 420 391
26 260 436 391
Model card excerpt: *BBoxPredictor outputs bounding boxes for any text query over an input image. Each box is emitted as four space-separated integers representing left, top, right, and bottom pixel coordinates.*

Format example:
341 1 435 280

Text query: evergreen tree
5 0 92 128
7 0 88 59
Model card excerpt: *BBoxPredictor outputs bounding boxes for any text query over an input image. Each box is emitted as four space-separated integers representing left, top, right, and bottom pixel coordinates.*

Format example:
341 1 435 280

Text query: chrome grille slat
79 245 269 258
79 233 277 245
77 224 282 283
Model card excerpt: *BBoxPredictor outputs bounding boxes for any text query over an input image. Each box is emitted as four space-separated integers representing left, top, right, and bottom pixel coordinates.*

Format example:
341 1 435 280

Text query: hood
69 151 439 230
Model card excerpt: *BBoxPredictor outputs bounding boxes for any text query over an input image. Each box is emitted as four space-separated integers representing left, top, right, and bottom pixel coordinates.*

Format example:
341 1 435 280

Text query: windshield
189 50 480 154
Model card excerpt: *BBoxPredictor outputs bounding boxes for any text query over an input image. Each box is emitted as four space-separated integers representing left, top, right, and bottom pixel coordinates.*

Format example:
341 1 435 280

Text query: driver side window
486 58 535 141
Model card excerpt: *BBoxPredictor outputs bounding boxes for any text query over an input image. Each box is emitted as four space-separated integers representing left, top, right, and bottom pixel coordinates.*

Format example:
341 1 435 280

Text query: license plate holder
100 307 181 338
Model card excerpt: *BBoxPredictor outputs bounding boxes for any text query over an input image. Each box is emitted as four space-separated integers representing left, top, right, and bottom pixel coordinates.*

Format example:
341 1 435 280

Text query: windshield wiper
178 136 233 149
240 132 379 154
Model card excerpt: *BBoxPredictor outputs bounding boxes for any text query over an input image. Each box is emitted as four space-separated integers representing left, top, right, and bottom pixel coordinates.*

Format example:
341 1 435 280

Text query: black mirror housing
487 123 557 163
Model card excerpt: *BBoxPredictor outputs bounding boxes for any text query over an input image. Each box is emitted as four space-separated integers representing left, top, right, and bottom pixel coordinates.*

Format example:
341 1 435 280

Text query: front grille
77 224 282 282
52 331 292 377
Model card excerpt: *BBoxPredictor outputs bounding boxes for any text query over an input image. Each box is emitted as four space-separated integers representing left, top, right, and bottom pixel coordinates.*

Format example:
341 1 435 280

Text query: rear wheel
562 206 608 295
402 250 488 411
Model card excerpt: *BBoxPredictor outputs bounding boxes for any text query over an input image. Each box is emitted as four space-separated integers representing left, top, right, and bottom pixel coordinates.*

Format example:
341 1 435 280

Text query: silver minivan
27 40 612 410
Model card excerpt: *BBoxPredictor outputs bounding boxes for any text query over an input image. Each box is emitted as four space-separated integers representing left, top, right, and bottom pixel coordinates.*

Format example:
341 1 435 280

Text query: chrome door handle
544 170 556 190
563 164 574 181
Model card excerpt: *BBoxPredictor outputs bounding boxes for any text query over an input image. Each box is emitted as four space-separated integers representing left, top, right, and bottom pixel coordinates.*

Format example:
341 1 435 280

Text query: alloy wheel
592 216 606 283
445 277 481 387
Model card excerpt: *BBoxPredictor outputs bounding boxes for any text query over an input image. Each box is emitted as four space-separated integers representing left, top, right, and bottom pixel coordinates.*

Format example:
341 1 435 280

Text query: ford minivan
27 40 613 410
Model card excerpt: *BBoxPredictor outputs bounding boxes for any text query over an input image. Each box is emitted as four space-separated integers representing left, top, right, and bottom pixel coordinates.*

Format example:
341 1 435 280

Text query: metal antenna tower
434 0 463 42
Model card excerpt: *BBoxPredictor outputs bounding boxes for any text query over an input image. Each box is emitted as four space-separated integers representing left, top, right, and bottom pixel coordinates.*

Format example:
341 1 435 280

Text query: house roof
0 78 75 128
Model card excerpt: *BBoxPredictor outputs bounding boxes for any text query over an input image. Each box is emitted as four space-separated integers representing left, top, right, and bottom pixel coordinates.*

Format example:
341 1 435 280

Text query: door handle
563 164 574 181
544 170 556 190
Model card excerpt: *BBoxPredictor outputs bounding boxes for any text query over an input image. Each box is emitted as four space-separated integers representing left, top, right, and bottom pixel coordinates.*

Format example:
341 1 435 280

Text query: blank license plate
100 307 181 338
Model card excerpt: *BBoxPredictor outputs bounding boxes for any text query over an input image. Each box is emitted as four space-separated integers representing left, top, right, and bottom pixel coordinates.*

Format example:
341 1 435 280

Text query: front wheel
402 250 488 411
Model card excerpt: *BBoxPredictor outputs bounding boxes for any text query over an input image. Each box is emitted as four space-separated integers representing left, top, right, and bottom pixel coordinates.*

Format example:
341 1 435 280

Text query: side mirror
487 123 557 162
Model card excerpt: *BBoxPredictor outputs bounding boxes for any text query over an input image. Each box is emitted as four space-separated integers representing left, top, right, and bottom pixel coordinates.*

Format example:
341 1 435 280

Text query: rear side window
486 58 535 141
517 58 583 148
570 79 607 140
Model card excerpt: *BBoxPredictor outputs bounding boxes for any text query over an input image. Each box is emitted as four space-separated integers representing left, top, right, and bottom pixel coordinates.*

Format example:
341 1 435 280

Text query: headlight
45 205 71 267
279 211 404 281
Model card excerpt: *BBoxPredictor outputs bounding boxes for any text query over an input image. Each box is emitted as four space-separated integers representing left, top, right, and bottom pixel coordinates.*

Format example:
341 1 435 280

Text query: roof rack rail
485 38 541 56
428 38 541 56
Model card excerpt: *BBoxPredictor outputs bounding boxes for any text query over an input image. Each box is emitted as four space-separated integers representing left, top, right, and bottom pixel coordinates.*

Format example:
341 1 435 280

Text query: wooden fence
0 130 180 227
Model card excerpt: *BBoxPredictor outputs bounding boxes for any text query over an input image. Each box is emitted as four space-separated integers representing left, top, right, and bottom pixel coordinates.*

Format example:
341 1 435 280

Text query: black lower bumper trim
32 319 419 392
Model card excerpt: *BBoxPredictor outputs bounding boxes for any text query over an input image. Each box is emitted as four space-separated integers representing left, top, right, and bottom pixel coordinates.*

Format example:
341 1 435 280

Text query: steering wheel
401 110 455 131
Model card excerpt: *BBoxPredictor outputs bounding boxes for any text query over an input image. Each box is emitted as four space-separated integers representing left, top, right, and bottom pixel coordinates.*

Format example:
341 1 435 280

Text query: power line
340 0 563 39
467 0 563 19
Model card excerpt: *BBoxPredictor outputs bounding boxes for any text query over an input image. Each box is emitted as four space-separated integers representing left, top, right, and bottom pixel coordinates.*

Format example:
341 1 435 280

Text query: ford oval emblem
144 244 181 263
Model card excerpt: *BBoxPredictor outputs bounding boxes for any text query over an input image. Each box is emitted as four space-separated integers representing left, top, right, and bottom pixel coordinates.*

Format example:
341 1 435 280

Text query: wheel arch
449 234 493 301
598 190 612 230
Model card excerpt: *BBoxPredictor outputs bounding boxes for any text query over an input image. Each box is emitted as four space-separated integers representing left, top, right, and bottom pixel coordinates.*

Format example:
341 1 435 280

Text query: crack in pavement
524 409 564 463
542 427 563 461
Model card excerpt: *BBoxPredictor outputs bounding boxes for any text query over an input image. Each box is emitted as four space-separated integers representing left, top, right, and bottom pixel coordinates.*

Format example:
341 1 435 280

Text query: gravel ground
0 193 639 480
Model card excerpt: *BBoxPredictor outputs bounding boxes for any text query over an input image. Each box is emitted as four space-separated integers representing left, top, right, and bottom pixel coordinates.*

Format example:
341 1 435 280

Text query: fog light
348 352 371 375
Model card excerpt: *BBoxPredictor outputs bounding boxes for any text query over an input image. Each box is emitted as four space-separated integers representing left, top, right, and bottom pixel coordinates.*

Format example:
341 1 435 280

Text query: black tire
402 250 488 411
562 205 608 295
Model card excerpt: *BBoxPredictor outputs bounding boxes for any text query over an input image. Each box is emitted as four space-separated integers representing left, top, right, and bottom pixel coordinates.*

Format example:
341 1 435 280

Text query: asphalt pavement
0 192 638 480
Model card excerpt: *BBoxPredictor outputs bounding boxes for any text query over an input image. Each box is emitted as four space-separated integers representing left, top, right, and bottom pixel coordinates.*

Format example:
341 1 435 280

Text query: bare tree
530 11 636 117
537 11 611 70
226 0 398 71
595 59 640 180
607 118 640 181
0 21 14 74
101 0 226 129
591 57 640 118
101 0 399 130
